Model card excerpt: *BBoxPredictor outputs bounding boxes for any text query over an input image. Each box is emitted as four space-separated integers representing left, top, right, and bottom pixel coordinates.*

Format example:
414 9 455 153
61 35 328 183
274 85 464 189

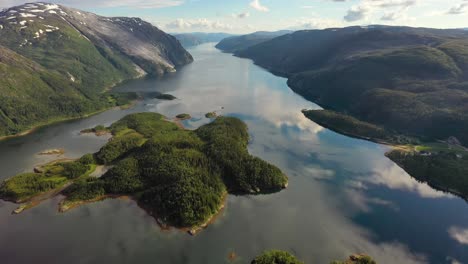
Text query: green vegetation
1 113 288 229
0 173 67 203
251 250 304 264
250 251 376 264
216 30 292 53
196 117 287 193
387 150 468 199
155 93 177 100
302 110 418 145
80 124 109 134
95 131 146 164
0 4 192 139
234 27 468 146
0 155 95 202
62 178 106 202
176 113 192 120
302 109 468 199
232 26 468 201
205 112 217 118
0 22 138 138
330 255 376 264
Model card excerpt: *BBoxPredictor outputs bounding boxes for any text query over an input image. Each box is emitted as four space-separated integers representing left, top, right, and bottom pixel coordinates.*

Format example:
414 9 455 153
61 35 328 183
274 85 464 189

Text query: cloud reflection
365 162 454 199
448 226 468 245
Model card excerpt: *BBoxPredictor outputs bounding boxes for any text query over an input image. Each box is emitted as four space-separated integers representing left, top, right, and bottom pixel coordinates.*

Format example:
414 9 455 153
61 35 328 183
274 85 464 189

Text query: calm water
0 44 467 264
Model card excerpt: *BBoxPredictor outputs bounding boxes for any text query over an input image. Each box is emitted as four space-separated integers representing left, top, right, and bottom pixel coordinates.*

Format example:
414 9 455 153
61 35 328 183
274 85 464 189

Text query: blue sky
2 0 468 33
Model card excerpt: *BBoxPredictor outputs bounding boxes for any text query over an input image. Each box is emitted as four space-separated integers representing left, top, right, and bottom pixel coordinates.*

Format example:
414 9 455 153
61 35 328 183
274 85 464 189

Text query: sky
1 0 468 33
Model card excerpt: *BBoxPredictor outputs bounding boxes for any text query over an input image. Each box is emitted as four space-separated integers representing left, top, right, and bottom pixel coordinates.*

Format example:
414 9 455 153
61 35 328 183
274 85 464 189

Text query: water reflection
449 227 468 245
0 44 467 264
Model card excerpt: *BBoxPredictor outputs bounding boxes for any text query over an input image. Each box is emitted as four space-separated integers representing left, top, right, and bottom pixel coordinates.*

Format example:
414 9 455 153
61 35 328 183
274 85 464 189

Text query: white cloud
380 3 412 21
304 167 336 180
345 189 400 213
447 1 468 15
448 226 468 245
344 5 371 22
290 17 344 29
164 18 234 31
341 0 419 22
249 0 269 12
358 163 454 199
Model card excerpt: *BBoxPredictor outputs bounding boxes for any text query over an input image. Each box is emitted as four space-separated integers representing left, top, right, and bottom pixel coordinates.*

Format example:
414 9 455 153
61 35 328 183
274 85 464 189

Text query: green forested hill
0 44 101 136
0 3 192 137
234 26 468 146
216 30 292 53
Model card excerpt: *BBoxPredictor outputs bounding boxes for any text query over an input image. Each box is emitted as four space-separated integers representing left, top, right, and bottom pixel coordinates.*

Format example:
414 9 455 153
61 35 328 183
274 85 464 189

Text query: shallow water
0 44 467 264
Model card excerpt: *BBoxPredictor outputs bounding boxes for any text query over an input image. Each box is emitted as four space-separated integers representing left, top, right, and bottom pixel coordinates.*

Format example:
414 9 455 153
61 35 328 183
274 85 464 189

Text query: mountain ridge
0 2 192 138
215 30 292 53
229 26 468 146
174 32 234 48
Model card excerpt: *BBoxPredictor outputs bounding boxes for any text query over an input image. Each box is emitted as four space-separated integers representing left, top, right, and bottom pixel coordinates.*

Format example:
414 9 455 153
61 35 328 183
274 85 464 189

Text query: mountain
174 32 234 48
0 2 192 138
233 26 468 146
215 30 292 53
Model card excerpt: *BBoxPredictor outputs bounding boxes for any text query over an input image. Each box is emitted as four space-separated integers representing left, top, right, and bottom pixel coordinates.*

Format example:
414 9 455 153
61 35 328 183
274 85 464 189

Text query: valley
0 43 466 264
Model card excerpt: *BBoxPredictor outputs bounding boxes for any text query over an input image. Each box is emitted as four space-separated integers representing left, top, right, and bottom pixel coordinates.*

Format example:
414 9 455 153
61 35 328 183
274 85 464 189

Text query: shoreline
139 192 228 236
0 101 136 142
0 70 153 143
58 192 228 235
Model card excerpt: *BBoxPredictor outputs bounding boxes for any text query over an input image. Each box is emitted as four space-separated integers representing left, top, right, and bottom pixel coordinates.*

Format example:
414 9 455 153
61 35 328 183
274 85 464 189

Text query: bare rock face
60 7 193 75
447 136 462 146
0 2 193 77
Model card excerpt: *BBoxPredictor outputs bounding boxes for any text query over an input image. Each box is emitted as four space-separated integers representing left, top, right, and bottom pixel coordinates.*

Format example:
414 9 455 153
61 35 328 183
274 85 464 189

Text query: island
251 250 304 264
0 113 288 233
250 250 376 264
39 149 65 156
330 254 376 264
303 109 468 199
80 125 110 136
205 112 218 119
176 113 192 120
154 93 177 100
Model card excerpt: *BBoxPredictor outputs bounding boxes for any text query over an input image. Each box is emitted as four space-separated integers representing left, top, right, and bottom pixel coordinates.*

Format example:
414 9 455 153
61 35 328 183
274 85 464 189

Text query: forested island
154 93 177 100
0 113 288 232
250 250 376 264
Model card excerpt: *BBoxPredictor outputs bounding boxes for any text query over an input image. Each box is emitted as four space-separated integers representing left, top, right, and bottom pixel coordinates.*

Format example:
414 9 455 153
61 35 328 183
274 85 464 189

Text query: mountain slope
0 2 192 137
174 32 234 48
233 26 468 146
215 30 292 53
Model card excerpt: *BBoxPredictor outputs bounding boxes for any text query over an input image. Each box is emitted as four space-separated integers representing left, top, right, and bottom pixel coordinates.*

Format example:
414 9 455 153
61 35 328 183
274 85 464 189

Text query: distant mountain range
0 2 192 137
224 26 468 146
174 32 234 48
215 30 292 53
